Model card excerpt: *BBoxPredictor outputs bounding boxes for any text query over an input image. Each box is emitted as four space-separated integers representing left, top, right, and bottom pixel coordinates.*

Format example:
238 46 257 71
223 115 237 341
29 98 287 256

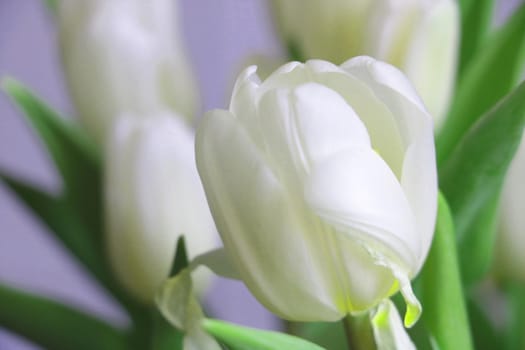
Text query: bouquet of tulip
1 0 525 349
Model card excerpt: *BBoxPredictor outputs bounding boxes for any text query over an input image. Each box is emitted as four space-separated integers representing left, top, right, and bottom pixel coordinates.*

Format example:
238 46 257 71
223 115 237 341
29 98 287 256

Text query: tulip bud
196 57 437 326
271 0 459 127
105 114 217 302
57 0 198 143
495 133 525 283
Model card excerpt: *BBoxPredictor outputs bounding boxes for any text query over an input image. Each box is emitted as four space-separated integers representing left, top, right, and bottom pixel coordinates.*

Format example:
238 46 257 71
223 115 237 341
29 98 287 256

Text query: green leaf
170 237 189 277
0 283 127 350
467 297 501 350
437 3 525 164
457 0 495 75
2 78 102 238
202 319 326 350
419 193 474 350
0 173 145 319
439 81 525 284
150 311 184 350
456 192 500 284
286 40 305 62
504 284 525 350
1 80 145 318
295 322 346 350
0 173 106 285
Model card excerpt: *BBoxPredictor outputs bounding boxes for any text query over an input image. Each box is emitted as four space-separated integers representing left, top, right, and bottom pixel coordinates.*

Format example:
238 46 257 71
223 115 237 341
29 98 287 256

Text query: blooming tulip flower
57 0 198 143
271 0 459 127
196 57 437 327
495 133 525 283
106 114 217 302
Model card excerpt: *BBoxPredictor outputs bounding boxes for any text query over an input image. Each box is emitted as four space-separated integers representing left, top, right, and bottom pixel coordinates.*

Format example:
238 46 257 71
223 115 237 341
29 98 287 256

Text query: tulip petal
305 148 418 270
191 248 241 280
256 82 371 187
341 56 437 270
196 110 344 321
230 66 264 147
304 147 422 323
106 114 217 301
315 70 406 178
261 60 340 95
403 0 459 125
371 300 416 350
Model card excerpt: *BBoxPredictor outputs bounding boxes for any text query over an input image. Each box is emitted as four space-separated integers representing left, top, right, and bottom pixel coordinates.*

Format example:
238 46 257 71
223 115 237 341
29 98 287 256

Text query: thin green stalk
343 314 376 350
505 283 525 350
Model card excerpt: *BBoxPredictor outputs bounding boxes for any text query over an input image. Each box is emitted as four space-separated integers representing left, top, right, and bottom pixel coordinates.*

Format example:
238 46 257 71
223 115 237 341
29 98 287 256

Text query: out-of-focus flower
57 0 198 143
495 133 525 283
105 114 217 302
196 57 437 326
271 0 459 127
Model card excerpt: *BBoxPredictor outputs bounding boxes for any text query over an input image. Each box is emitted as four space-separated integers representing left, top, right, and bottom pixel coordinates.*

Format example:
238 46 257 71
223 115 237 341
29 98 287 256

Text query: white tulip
106 114 217 302
271 0 459 127
196 57 437 326
57 0 198 144
495 132 525 283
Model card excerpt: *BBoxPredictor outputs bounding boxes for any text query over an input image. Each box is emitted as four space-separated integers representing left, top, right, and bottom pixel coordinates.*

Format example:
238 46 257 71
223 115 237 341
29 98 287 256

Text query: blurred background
0 0 522 348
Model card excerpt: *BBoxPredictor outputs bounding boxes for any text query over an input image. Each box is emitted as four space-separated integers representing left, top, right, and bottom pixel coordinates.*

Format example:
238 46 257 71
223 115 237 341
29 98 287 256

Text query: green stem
282 319 299 335
342 314 376 350
505 283 525 350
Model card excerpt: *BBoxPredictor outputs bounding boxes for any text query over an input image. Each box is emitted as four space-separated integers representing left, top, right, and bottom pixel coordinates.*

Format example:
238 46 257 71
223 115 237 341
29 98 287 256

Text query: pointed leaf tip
170 236 189 277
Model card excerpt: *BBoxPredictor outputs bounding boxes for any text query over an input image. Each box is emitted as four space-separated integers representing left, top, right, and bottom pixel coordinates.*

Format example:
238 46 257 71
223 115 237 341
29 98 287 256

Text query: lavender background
0 0 522 348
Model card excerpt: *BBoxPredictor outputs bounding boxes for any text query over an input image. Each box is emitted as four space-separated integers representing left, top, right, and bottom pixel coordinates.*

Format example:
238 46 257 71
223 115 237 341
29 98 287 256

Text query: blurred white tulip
271 0 459 127
106 114 217 302
57 0 198 143
196 57 437 327
495 132 525 283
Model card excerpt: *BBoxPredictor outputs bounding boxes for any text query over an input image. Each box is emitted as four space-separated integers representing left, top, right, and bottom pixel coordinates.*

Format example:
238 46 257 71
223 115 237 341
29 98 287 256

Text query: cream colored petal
315 70 406 178
191 248 241 280
341 56 427 114
196 110 344 321
403 0 459 127
329 231 397 313
58 0 198 143
260 60 340 95
304 148 419 271
60 2 162 142
105 114 217 302
341 56 437 270
371 299 416 350
365 0 420 67
256 82 371 189
271 0 374 63
229 65 264 147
